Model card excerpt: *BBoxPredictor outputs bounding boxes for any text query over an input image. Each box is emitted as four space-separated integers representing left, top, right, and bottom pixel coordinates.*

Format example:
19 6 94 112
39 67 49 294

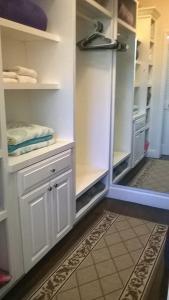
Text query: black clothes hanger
77 21 128 51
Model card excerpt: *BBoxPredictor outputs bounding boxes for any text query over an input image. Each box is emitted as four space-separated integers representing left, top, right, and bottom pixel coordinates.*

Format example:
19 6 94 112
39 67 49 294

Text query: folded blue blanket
8 135 53 153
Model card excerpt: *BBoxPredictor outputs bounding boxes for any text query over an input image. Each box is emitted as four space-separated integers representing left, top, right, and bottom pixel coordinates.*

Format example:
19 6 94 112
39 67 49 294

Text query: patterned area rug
129 159 169 193
27 211 168 300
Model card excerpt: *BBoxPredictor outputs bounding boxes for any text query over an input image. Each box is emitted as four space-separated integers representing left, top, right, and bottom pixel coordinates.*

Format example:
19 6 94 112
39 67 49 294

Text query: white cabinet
132 115 145 168
19 154 73 272
19 183 51 272
132 129 145 167
51 170 73 245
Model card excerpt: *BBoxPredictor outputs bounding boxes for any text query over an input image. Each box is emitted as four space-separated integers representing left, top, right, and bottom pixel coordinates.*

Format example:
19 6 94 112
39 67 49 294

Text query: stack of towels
7 122 55 156
133 105 139 115
3 66 38 84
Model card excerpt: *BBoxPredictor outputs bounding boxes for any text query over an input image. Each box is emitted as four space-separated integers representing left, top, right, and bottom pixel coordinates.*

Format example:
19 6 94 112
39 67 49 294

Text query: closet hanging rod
77 11 96 25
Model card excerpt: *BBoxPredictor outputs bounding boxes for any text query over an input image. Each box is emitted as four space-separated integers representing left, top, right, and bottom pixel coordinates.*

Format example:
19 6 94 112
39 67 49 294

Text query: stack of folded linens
7 122 55 156
133 105 139 114
3 66 38 84
118 0 134 27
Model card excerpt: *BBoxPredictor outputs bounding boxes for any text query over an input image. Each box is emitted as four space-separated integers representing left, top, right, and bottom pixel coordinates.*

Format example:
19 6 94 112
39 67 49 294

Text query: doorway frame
160 31 169 155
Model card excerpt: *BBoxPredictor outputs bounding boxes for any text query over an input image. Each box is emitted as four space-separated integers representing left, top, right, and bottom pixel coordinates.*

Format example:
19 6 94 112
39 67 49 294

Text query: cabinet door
133 130 145 167
139 130 145 159
20 183 51 272
51 170 73 245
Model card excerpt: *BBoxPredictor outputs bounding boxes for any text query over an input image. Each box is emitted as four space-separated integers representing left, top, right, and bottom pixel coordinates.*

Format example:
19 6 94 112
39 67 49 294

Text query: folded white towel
17 75 37 84
13 66 38 78
9 137 55 156
3 71 17 79
7 122 55 145
3 78 18 83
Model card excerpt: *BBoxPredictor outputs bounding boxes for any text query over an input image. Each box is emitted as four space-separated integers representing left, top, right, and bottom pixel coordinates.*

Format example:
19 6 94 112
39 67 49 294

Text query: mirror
112 2 169 196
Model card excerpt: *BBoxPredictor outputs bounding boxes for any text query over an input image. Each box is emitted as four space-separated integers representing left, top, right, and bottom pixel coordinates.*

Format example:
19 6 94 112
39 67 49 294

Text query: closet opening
112 22 135 183
75 1 113 221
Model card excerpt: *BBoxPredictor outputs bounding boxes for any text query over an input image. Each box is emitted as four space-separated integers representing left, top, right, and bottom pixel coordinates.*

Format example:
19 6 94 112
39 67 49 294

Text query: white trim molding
108 185 169 210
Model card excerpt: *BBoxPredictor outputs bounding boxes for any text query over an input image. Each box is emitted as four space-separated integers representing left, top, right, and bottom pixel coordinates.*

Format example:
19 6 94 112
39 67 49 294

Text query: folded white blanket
13 66 38 78
17 75 37 84
7 122 55 145
3 71 17 79
3 78 18 83
9 138 55 156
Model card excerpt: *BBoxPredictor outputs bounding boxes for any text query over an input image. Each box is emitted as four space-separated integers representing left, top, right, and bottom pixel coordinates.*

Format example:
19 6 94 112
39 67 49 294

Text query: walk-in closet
1 0 169 299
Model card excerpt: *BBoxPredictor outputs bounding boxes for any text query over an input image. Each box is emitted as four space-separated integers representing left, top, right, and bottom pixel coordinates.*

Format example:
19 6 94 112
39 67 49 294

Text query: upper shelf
0 18 60 42
118 18 136 34
78 0 112 19
3 83 60 90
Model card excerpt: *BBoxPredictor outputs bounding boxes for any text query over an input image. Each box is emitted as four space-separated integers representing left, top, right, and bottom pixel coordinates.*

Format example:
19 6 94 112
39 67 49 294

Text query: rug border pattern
28 211 118 300
28 211 168 300
119 223 168 300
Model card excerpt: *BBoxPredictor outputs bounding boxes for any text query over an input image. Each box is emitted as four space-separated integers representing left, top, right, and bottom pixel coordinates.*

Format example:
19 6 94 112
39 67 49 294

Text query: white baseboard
107 185 169 210
161 143 169 155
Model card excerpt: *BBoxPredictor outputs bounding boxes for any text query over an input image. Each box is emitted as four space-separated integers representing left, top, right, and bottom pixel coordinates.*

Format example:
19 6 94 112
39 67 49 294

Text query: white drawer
135 117 145 131
18 150 72 196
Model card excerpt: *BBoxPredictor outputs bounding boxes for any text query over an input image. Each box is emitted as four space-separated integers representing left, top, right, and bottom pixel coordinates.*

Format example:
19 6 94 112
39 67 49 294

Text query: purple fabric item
0 0 47 31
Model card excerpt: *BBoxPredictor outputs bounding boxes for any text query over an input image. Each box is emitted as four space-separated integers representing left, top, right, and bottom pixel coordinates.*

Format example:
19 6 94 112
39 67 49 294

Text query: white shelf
113 167 131 184
146 105 151 109
76 165 108 198
3 83 60 90
78 0 112 19
8 140 74 173
0 18 60 42
0 210 7 223
145 124 150 130
136 60 142 65
75 188 107 223
113 152 130 168
134 81 141 87
118 18 136 34
133 111 146 120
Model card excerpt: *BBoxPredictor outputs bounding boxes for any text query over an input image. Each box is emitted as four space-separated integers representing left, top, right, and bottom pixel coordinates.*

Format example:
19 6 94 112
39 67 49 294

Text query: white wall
139 0 169 157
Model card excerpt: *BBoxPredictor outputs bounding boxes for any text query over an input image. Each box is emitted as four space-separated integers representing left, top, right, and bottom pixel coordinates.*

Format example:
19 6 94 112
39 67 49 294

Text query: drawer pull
54 184 58 188
50 169 56 173
48 187 53 192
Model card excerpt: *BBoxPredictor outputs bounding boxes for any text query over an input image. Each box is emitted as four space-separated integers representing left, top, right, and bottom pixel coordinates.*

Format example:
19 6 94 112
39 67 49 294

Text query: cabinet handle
48 186 53 192
54 184 58 188
50 169 56 173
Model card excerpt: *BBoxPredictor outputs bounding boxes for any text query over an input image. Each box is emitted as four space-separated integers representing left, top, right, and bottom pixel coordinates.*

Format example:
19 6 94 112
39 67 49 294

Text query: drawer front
135 117 145 131
18 150 72 196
